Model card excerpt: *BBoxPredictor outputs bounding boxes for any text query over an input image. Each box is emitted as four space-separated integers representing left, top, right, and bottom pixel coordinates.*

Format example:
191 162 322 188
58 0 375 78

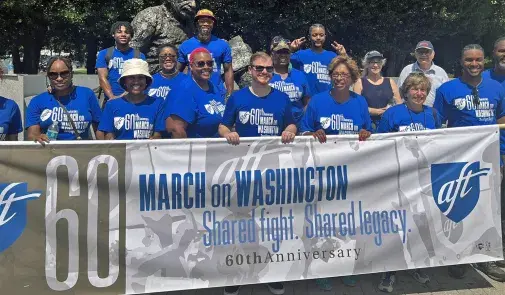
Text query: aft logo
0 183 42 253
431 162 491 223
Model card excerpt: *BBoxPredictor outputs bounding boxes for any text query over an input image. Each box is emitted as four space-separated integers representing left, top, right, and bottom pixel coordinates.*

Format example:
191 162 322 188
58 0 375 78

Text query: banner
0 126 502 294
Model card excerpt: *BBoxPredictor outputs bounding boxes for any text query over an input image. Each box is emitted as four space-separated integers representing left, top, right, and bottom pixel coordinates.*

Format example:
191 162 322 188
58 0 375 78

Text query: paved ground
163 265 505 295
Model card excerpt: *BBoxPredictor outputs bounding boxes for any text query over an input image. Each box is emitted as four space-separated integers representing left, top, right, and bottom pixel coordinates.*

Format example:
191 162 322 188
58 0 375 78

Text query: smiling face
310 27 326 48
461 49 485 78
190 52 213 81
415 48 434 68
367 58 383 75
330 63 352 91
113 26 131 46
249 56 274 85
48 60 73 92
159 46 178 72
406 84 429 106
197 17 214 39
272 49 290 67
124 75 147 94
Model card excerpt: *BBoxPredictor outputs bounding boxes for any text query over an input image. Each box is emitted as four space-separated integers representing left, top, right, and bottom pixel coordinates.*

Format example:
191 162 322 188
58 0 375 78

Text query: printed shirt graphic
300 91 372 135
483 69 505 155
269 69 312 122
376 104 442 133
146 72 188 100
165 78 225 138
434 77 505 128
222 87 295 137
290 49 337 95
0 96 22 140
178 35 233 87
98 96 165 140
96 47 147 97
25 86 102 140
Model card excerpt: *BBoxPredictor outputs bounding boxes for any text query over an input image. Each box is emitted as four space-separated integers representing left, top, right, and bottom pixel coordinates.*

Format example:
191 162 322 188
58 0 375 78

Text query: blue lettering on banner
431 161 490 223
0 183 42 253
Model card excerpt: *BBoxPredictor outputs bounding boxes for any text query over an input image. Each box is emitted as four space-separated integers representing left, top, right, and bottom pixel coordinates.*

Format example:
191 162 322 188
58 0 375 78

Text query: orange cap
195 9 216 23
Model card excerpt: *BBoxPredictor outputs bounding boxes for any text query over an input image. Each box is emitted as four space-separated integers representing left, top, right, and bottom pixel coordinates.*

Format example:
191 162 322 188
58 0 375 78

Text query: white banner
123 125 503 294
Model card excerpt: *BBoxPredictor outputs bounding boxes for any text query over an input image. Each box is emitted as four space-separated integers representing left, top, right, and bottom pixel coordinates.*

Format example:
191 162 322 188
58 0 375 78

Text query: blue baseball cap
415 40 434 51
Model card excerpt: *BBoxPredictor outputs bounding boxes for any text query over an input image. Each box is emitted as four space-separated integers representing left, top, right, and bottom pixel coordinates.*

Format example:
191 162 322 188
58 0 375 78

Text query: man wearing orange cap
177 9 234 98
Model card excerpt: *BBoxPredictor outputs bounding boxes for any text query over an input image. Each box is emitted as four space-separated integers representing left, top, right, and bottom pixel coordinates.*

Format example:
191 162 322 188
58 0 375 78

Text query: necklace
405 104 426 130
160 69 178 78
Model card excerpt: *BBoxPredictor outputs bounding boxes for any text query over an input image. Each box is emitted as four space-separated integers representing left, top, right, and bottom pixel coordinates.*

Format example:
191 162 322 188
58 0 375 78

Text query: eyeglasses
416 49 432 55
251 65 274 73
48 70 71 80
193 60 214 68
331 72 351 79
368 60 382 65
472 87 480 106
159 54 177 60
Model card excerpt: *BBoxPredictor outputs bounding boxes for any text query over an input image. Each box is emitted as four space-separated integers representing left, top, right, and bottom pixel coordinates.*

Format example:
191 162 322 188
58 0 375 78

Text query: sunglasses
472 87 480 106
193 60 214 68
159 54 177 60
251 65 274 73
48 70 71 80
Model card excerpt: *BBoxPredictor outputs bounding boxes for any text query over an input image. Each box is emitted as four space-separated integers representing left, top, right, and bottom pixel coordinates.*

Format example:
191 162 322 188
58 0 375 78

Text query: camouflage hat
270 36 291 52
195 9 216 23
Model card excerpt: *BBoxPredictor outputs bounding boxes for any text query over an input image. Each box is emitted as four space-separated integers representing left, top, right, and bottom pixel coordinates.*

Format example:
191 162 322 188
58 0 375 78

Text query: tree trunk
22 27 46 74
386 51 407 77
11 44 22 74
86 34 98 74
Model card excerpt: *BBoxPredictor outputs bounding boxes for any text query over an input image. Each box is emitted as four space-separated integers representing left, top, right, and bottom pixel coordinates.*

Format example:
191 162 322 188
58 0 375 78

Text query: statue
131 0 197 73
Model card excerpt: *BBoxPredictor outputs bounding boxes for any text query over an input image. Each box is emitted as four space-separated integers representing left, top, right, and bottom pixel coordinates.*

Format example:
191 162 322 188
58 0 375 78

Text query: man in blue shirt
434 44 505 282
483 36 505 270
96 21 146 101
177 9 234 97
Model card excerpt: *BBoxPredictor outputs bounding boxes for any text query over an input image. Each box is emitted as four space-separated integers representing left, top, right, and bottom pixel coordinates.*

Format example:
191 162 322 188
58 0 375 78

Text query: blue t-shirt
98 96 165 140
26 86 102 140
222 87 295 137
300 91 372 135
434 77 505 127
377 104 441 133
146 72 188 100
291 49 337 95
96 47 146 97
178 35 232 88
483 69 505 154
269 69 312 122
0 96 22 140
165 78 226 138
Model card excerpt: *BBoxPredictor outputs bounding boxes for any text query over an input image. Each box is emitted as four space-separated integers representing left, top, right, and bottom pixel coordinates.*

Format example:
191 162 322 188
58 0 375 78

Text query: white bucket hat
118 58 153 89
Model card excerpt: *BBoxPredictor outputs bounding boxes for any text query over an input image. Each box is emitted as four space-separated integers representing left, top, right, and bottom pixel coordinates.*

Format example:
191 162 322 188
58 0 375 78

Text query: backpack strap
105 46 115 69
133 48 140 59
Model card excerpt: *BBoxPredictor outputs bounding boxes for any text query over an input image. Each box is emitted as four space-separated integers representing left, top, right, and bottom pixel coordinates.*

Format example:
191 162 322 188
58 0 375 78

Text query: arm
97 68 116 99
223 63 234 96
368 107 388 116
104 132 115 140
166 115 188 139
353 78 363 94
219 123 240 145
433 88 447 124
281 124 297 144
151 132 161 139
390 78 403 104
177 44 188 73
27 125 49 146
7 102 22 141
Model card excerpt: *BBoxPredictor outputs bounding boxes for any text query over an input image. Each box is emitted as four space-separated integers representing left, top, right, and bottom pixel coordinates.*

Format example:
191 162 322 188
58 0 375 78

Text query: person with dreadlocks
26 56 102 145
96 21 146 102
289 24 347 95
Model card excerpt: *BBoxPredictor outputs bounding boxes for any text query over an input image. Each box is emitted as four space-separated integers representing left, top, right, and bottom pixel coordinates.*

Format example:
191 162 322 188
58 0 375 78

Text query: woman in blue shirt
220 52 297 145
98 58 165 140
147 44 187 100
26 56 102 145
0 65 22 140
269 36 311 123
301 56 372 143
354 51 402 130
289 24 347 95
376 73 438 293
165 48 226 138
377 73 441 134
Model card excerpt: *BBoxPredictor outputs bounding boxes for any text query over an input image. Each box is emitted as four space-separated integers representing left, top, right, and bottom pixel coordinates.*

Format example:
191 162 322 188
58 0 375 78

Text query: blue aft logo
0 183 42 253
431 162 490 223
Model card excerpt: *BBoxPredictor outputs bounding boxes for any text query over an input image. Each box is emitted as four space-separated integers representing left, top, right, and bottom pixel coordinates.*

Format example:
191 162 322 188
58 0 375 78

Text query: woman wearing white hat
98 58 165 140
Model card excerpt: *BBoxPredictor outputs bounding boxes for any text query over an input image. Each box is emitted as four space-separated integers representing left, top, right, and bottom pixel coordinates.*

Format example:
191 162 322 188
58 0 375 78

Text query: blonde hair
328 56 361 83
249 52 272 65
400 73 431 99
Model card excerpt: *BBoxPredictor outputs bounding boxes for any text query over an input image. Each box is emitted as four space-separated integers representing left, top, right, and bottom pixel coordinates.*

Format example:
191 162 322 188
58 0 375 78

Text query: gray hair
361 51 386 77
461 44 484 57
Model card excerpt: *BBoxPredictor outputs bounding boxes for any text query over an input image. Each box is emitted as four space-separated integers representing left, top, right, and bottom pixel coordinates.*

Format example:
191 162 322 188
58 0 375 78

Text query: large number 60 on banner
0 125 502 294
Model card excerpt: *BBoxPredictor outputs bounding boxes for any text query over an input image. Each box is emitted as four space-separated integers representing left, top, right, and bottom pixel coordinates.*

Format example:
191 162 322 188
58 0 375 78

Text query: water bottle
46 121 59 141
